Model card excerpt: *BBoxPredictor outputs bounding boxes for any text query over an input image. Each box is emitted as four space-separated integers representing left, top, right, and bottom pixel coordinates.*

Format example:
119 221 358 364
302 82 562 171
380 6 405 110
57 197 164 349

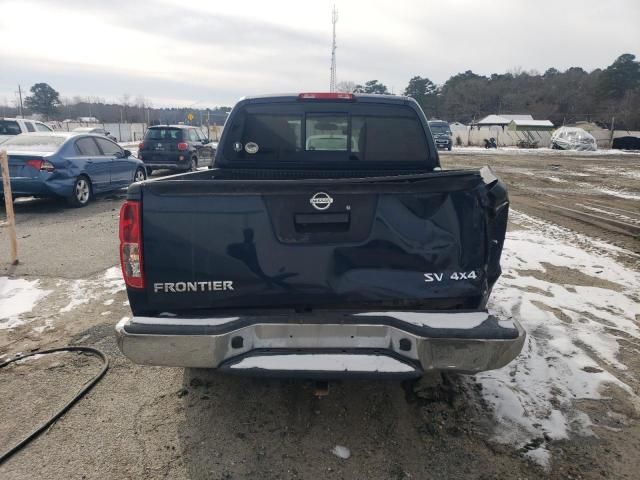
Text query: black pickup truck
116 92 524 378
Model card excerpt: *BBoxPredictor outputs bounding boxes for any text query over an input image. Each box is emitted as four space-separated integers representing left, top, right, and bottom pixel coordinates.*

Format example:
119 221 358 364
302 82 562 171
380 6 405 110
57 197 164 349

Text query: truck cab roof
237 92 416 105
214 92 439 170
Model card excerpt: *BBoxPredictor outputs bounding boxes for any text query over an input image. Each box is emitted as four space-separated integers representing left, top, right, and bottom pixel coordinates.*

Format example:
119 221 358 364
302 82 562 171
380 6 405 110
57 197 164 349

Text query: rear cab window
0 120 21 135
428 122 451 135
25 122 36 132
220 99 433 168
145 128 183 141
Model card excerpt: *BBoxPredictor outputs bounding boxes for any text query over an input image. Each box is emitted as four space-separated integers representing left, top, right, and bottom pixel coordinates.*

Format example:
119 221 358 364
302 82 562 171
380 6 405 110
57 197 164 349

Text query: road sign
187 113 194 122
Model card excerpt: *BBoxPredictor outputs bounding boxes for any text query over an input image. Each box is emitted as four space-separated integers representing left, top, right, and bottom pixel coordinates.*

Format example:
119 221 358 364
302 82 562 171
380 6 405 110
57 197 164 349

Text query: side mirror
123 150 132 157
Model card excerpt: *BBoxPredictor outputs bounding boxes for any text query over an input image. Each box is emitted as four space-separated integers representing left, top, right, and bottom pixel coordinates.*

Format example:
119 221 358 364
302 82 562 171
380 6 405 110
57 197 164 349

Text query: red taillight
25 159 43 170
177 142 189 151
119 201 144 289
138 142 144 150
298 92 354 100
24 159 55 172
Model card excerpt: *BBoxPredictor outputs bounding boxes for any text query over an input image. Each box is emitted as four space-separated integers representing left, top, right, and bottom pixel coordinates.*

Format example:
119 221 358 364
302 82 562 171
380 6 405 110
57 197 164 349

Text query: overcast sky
0 0 638 108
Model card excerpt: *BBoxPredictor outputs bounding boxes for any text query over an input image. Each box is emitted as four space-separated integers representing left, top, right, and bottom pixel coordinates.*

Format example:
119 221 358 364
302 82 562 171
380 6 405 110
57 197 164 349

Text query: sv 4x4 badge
424 271 478 282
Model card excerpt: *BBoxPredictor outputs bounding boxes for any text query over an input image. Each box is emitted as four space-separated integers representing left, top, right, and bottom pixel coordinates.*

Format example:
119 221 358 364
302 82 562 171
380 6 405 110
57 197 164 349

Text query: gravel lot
1 152 639 479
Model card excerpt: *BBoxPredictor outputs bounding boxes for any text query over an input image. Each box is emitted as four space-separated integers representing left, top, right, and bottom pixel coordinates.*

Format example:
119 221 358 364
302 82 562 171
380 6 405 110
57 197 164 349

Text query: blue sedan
1 132 146 207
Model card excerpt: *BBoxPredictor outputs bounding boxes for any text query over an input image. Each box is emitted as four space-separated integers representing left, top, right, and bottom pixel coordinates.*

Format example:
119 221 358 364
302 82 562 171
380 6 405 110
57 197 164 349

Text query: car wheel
134 167 146 183
67 175 92 207
190 157 198 171
448 145 452 151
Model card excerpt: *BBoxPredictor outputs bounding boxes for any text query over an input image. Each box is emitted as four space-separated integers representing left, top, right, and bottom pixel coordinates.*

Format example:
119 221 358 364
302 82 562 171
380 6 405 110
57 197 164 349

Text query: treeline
2 85 231 125
339 53 640 129
5 53 639 129
53 101 231 126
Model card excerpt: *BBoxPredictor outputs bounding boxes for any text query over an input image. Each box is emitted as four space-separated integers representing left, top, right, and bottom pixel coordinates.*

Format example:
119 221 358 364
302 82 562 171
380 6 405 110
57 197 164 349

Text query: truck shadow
176 368 515 479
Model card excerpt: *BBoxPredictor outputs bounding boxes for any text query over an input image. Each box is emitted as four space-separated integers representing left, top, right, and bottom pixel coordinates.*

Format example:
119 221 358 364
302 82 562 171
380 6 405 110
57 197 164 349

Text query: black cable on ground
0 346 109 465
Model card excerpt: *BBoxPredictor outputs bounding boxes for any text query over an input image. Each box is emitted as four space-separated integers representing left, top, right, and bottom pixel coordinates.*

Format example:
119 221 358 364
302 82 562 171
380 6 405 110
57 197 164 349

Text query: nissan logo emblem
310 192 333 210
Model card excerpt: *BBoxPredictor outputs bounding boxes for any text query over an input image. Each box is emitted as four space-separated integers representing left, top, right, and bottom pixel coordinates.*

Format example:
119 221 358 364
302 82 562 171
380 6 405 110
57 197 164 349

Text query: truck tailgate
130 169 507 314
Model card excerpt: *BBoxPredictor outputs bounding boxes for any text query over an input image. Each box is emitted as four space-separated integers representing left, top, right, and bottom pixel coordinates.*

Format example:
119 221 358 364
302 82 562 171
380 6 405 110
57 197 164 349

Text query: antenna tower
330 6 338 92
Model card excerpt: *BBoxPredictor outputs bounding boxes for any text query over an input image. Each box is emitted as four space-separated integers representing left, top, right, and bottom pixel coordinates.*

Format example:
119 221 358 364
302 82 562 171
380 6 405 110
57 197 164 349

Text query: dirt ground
442 149 640 262
1 150 639 479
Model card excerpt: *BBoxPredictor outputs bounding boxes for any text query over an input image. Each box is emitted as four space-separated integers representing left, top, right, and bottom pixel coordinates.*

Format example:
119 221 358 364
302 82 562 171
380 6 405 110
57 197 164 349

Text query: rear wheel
67 176 92 207
134 167 146 183
447 145 452 151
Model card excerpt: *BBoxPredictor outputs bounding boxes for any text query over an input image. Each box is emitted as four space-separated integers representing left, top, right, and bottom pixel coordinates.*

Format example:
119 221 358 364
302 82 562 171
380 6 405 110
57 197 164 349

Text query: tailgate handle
294 212 350 232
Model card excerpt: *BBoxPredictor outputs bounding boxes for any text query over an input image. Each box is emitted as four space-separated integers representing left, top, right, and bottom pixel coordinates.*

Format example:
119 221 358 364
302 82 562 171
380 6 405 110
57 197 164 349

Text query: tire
189 157 198 172
448 145 452 151
67 176 92 207
134 167 146 183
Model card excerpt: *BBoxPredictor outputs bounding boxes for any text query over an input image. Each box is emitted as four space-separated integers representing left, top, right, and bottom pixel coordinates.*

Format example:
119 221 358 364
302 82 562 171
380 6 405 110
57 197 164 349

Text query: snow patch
509 210 639 259
449 146 640 157
0 277 51 329
546 176 567 183
477 213 640 469
596 188 640 201
59 267 125 313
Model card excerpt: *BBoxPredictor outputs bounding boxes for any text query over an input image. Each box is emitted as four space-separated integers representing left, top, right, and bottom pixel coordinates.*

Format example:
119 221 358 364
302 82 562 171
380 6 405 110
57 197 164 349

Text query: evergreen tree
24 83 61 119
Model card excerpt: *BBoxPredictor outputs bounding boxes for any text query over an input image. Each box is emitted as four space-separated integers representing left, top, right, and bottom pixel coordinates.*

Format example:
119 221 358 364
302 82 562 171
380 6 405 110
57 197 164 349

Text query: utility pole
609 116 615 149
17 85 24 118
329 5 338 92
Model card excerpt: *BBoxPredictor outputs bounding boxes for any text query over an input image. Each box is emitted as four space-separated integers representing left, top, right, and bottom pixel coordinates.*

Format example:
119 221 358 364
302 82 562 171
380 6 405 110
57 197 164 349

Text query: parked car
550 126 597 151
0 132 146 207
427 120 452 150
116 92 523 378
0 117 53 144
72 126 117 142
137 125 213 174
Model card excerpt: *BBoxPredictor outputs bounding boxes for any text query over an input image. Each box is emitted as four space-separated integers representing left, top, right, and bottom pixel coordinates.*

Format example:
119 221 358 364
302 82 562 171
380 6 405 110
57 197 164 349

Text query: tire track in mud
538 201 640 238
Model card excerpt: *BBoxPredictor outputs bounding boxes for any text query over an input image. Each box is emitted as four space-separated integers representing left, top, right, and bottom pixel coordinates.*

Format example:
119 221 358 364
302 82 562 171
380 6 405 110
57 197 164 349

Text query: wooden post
0 150 19 265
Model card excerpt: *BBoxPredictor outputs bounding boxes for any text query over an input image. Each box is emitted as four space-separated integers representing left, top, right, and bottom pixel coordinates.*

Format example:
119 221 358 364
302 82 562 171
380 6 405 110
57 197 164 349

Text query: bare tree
119 93 131 122
336 81 357 93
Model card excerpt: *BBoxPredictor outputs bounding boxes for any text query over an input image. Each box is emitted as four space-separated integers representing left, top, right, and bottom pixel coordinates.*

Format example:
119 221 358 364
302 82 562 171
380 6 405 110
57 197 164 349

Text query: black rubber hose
0 346 109 465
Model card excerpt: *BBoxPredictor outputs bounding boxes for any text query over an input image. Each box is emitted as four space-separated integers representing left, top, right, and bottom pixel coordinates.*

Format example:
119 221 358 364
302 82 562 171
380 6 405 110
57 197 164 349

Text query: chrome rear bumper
115 311 525 376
